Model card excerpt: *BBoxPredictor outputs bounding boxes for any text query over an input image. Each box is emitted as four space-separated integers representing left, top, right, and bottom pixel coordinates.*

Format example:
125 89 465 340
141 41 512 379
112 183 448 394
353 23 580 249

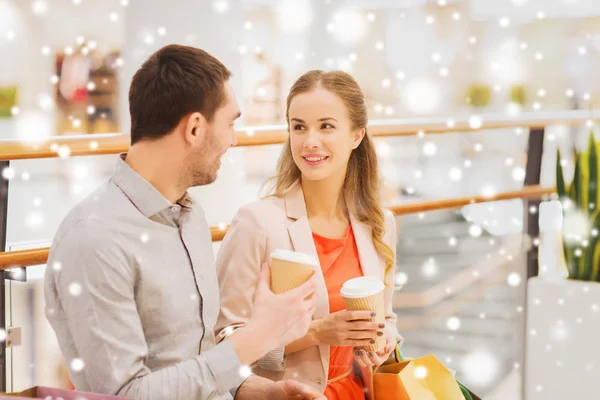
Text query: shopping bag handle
373 343 406 374
394 345 406 363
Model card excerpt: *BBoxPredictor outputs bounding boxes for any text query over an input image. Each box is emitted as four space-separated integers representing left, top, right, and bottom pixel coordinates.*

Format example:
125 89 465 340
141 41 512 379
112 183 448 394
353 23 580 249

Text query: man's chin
190 173 217 188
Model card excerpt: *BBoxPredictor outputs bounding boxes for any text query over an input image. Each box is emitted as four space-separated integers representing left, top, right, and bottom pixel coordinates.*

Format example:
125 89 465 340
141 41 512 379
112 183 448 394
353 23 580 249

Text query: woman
215 70 401 399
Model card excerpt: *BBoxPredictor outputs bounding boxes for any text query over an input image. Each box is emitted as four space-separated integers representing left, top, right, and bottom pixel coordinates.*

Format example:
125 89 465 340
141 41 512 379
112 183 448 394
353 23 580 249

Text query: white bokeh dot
422 259 438 278
422 142 437 156
469 116 483 129
448 167 463 182
507 273 521 287
239 365 252 379
58 145 71 158
512 167 526 182
69 282 82 297
395 272 408 286
469 225 483 237
447 316 461 331
460 350 499 386
2 167 16 180
71 358 85 372
414 366 428 379
550 320 570 342
224 326 235 337
25 211 44 228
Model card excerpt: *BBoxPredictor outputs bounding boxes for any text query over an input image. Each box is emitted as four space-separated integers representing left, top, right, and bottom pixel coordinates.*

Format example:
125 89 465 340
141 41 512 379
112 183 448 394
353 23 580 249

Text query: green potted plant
0 86 18 118
555 132 600 281
525 131 600 399
510 84 527 106
466 84 491 108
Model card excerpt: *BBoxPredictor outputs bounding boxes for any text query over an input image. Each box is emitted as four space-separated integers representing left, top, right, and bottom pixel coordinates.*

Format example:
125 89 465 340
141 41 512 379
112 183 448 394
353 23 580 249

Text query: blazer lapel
350 214 382 280
284 182 330 319
284 182 330 381
287 218 330 317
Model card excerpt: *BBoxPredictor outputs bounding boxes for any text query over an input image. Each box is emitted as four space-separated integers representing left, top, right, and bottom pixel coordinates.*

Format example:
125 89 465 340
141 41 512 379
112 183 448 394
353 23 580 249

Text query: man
44 44 324 400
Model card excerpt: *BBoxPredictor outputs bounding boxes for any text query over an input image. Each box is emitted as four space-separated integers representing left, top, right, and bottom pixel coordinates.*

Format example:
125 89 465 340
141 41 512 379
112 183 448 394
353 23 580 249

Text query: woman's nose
303 131 320 149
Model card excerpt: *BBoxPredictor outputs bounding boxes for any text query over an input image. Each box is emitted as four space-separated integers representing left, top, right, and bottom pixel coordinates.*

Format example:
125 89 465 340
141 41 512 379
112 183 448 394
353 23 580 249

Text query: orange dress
313 226 366 400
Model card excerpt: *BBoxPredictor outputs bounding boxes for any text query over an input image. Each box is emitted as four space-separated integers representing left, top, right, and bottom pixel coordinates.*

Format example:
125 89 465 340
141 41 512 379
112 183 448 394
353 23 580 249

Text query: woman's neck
301 173 347 222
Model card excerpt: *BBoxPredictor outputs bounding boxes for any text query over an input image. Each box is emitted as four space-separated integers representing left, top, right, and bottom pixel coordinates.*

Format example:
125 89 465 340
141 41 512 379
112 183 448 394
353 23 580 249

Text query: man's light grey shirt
44 154 244 399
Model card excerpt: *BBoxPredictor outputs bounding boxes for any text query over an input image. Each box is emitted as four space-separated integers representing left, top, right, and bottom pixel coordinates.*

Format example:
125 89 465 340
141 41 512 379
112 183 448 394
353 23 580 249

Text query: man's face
188 81 240 187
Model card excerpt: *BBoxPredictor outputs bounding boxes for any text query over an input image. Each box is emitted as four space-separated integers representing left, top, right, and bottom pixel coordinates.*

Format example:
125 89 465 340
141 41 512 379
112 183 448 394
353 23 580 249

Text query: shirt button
171 206 179 212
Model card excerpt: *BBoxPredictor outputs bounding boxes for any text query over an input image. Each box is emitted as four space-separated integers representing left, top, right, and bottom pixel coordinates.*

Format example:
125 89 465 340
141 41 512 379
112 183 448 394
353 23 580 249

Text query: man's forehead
223 82 241 112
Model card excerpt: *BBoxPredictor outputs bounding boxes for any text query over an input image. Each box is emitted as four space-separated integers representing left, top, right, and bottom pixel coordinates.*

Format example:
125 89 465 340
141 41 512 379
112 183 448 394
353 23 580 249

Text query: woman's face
288 88 364 183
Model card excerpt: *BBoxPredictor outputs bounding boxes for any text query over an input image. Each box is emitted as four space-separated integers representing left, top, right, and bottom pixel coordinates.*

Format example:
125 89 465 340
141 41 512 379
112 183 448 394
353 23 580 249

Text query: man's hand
249 263 318 347
266 380 327 400
230 263 318 365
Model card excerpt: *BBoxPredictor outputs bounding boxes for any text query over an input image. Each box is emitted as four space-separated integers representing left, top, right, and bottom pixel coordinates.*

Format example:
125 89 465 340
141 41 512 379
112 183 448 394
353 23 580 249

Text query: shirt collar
111 153 195 218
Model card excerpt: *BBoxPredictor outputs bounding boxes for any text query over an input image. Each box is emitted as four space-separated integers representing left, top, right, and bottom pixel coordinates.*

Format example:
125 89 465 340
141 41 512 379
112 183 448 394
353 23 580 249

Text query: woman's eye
293 125 306 130
321 123 334 129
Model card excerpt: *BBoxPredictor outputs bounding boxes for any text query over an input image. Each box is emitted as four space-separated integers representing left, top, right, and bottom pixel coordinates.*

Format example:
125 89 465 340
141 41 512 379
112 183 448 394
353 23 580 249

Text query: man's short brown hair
128 44 232 145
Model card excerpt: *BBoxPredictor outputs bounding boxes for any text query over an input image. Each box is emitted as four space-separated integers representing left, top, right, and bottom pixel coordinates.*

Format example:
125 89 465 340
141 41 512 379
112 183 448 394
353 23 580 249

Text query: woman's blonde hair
264 70 396 285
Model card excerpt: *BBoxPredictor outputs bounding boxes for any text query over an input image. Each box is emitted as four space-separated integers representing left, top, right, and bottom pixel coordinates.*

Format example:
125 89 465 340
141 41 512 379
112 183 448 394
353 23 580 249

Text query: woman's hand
353 329 403 368
309 310 385 347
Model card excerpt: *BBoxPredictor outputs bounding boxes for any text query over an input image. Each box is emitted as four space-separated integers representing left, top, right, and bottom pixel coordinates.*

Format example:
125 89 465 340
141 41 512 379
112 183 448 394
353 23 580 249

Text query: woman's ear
352 127 366 149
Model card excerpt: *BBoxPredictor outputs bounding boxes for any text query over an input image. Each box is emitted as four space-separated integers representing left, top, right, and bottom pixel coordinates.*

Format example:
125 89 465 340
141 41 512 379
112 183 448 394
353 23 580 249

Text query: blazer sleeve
214 204 288 371
383 209 401 343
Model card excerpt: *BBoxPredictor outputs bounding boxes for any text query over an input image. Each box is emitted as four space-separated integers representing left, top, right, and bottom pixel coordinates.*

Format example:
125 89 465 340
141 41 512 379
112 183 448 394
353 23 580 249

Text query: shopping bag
373 346 471 400
0 386 133 400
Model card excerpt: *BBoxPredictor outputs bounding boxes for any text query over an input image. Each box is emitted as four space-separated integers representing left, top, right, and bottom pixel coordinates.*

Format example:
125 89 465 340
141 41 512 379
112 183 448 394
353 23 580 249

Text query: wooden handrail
0 185 555 270
387 184 554 214
0 110 594 161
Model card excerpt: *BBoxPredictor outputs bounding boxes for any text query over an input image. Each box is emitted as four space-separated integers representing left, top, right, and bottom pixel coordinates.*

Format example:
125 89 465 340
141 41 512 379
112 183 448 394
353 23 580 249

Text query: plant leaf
588 133 598 215
556 148 567 199
583 209 600 281
569 155 581 206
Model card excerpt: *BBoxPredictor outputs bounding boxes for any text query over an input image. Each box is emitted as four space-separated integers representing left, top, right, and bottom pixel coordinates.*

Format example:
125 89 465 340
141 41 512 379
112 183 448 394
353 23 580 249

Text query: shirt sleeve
44 220 244 399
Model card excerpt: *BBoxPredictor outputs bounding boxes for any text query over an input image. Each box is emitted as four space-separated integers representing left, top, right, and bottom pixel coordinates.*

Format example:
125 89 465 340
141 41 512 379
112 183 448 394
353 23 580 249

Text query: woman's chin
300 170 331 182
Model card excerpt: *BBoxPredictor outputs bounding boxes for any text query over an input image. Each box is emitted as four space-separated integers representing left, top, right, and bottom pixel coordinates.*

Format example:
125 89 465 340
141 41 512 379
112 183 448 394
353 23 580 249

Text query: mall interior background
0 0 599 398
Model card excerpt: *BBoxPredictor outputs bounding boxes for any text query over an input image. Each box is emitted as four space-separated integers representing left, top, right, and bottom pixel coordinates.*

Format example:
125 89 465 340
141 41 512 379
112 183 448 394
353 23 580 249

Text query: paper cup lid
341 276 385 298
270 249 318 266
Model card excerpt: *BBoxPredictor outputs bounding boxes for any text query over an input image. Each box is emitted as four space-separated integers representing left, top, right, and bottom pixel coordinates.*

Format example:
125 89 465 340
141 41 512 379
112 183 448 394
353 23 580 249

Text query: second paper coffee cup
341 276 386 352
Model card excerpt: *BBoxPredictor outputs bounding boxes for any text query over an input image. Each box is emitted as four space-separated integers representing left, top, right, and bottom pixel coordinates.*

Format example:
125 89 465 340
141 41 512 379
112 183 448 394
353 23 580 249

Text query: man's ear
183 112 207 144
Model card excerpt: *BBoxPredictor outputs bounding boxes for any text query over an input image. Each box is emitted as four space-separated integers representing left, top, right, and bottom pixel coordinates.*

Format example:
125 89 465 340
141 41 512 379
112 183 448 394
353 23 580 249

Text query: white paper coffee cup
270 249 317 294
